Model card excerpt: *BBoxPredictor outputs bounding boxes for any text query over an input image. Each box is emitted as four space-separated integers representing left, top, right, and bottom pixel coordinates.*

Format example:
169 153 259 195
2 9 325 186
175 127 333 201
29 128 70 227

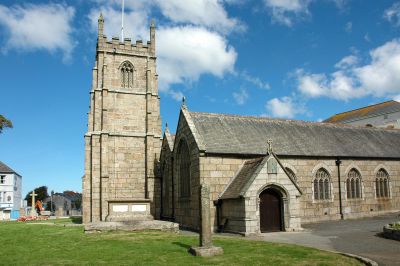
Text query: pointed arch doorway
259 188 283 232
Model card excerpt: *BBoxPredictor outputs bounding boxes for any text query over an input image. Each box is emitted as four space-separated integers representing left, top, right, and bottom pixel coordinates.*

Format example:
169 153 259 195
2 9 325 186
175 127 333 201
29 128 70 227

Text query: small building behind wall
324 100 400 129
0 161 22 221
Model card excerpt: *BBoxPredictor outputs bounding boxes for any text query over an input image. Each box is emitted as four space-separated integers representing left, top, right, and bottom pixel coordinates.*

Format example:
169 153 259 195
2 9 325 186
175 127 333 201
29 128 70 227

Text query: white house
0 161 22 220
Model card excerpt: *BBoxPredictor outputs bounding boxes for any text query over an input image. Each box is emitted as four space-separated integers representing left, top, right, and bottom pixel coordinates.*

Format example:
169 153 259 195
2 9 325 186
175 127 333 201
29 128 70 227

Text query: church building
83 14 400 234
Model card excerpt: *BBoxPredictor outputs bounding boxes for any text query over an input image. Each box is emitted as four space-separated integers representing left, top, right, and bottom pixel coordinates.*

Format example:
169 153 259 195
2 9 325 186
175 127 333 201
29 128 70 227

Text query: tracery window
285 167 297 183
120 61 134 88
376 169 390 198
346 169 362 199
313 168 331 201
178 140 191 198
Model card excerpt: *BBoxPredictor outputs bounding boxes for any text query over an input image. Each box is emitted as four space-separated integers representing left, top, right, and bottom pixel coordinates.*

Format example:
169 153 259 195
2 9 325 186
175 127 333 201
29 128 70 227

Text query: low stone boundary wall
382 222 400 241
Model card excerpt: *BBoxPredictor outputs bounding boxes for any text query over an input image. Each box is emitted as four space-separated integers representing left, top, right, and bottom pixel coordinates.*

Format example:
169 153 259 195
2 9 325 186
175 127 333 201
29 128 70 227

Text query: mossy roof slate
189 111 400 158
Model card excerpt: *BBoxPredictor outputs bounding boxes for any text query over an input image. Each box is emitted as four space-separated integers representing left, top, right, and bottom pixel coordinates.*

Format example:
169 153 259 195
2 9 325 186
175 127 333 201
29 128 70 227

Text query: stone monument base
189 246 224 257
84 220 179 233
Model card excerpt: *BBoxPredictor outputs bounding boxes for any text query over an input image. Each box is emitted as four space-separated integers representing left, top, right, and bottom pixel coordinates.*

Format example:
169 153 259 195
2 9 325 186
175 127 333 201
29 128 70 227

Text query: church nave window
376 168 390 198
120 61 134 88
313 168 331 201
346 169 362 199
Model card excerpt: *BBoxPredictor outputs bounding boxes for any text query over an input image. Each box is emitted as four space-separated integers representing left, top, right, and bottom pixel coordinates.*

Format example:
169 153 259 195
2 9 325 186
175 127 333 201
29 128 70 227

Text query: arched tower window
177 140 191 198
120 61 134 88
285 167 297 183
376 169 390 198
313 168 331 201
346 168 362 199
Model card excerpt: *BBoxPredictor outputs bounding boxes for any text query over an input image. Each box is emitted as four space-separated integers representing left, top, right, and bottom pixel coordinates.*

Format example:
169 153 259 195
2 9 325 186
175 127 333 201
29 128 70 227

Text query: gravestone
189 185 223 257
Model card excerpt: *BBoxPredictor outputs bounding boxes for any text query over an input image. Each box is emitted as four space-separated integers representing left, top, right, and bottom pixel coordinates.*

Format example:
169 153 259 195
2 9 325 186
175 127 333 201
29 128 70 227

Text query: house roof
188 111 400 158
219 157 264 199
324 100 400 124
0 161 19 175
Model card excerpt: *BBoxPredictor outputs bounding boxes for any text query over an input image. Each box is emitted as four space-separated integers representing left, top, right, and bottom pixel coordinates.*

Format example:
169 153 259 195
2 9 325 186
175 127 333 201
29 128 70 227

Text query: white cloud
154 0 243 34
91 0 243 34
296 39 400 101
364 33 371 42
0 3 75 61
158 26 237 90
345 21 352 33
394 95 400 102
233 88 249 105
89 1 238 98
266 96 298 118
168 90 184 101
384 2 400 27
239 71 270 90
334 55 358 69
297 70 328 97
263 0 349 26
89 6 149 41
263 0 312 26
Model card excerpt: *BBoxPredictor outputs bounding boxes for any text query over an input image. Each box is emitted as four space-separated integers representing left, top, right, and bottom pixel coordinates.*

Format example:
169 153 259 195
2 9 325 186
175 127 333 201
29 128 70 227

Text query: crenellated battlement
97 14 155 56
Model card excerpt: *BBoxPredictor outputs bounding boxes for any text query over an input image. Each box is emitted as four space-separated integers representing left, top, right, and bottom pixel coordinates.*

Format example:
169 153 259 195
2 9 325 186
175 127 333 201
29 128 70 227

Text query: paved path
249 213 400 266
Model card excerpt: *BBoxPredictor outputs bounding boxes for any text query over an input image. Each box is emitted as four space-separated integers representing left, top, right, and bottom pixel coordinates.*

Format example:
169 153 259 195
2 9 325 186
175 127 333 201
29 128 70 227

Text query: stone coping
84 220 179 233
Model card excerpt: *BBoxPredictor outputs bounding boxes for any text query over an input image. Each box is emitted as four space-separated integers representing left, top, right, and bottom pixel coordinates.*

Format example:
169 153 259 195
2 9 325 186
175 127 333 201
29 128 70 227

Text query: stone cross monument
189 185 223 257
30 191 37 216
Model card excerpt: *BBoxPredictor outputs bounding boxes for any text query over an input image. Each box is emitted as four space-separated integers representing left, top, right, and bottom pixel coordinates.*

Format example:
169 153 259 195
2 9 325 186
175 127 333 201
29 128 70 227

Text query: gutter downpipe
335 158 344 220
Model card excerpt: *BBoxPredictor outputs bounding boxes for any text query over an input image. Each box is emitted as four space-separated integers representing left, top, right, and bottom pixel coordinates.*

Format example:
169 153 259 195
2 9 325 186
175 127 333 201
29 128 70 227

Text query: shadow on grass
71 216 82 224
172 242 191 250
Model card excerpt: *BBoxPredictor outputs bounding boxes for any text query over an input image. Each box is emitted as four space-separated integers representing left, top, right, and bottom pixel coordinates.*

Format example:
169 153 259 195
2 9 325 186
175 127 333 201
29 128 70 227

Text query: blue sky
0 0 399 196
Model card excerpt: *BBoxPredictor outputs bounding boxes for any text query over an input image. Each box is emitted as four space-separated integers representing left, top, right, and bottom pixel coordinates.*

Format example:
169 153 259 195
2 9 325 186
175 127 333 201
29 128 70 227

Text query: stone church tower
82 14 162 224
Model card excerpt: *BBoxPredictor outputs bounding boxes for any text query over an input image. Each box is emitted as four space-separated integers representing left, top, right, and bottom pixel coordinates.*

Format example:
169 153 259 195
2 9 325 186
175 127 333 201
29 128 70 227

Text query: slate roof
324 100 400 123
188 111 400 158
0 161 19 175
220 157 264 199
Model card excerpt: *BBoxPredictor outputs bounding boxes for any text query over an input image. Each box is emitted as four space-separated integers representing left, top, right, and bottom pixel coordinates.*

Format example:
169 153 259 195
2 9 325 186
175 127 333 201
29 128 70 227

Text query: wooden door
259 189 282 232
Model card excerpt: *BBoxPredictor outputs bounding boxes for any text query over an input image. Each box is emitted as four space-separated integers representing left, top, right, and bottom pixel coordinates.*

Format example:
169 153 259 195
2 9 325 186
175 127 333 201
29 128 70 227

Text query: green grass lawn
0 220 362 265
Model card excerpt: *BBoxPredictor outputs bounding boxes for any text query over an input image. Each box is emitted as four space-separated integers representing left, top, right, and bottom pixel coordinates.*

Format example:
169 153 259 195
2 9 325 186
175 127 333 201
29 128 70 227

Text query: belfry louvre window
313 168 331 201
178 140 191 198
346 169 362 199
120 61 134 88
285 167 297 183
376 169 390 198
